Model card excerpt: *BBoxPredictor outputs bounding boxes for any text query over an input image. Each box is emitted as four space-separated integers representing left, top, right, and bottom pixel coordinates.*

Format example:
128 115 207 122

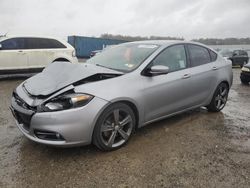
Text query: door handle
212 66 218 70
182 74 191 79
18 50 23 53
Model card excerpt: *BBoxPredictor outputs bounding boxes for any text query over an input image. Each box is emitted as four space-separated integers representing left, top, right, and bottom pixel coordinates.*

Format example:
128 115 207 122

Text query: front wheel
207 83 229 112
93 103 136 151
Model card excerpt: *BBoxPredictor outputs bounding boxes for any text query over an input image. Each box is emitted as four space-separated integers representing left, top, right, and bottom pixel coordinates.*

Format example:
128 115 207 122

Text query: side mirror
147 65 169 76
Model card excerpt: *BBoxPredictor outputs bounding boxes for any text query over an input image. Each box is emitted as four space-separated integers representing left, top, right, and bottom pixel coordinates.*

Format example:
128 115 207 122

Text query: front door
142 44 193 122
0 38 28 71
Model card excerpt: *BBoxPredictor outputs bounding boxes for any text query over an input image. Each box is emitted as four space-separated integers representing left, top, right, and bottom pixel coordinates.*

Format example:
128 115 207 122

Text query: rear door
186 44 218 106
0 38 28 71
26 38 67 69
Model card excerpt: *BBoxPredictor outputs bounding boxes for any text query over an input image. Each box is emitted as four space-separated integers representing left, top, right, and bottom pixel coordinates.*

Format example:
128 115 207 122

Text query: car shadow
18 107 212 156
14 107 227 186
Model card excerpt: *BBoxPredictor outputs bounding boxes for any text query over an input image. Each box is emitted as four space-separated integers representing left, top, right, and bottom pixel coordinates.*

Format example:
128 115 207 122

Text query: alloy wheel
100 109 133 148
215 85 228 110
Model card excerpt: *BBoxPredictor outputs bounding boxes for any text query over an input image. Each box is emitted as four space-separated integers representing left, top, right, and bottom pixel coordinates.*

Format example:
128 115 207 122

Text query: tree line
100 33 184 42
192 38 250 45
100 33 250 45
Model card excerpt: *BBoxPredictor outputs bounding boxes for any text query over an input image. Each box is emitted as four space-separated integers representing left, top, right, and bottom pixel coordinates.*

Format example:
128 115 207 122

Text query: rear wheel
93 103 135 151
207 83 229 112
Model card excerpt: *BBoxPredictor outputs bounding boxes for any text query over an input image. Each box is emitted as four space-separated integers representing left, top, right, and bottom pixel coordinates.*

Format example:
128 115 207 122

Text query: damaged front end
10 62 123 144
11 61 123 115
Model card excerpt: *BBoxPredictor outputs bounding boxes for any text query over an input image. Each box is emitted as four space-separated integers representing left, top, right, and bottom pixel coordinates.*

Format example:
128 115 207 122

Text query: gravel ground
0 69 249 188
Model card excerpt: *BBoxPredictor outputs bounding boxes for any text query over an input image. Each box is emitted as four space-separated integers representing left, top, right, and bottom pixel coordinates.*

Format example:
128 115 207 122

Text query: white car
0 36 77 75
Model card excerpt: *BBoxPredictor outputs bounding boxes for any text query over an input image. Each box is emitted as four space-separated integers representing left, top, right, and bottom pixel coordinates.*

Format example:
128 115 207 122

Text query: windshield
87 43 159 72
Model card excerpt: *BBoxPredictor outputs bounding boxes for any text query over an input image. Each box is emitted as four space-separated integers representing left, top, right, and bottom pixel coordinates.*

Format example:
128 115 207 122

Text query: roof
127 40 209 46
128 40 182 45
128 40 218 51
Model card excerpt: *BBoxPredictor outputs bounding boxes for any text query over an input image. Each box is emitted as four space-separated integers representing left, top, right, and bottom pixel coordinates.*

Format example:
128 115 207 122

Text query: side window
239 50 247 56
209 50 217 62
36 38 66 49
151 45 187 72
188 44 210 67
24 38 66 49
25 38 39 49
0 38 25 50
233 50 240 56
47 39 66 48
37 38 51 49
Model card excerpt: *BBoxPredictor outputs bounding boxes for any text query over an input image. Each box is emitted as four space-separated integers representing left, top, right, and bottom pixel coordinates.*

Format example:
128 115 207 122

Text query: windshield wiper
95 64 125 73
95 64 112 69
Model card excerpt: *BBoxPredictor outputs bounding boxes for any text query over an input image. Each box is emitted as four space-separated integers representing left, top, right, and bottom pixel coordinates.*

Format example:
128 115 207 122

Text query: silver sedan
10 41 233 151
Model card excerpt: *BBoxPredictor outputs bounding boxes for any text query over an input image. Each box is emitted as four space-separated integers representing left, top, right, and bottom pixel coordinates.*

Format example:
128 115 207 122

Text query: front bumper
11 96 109 147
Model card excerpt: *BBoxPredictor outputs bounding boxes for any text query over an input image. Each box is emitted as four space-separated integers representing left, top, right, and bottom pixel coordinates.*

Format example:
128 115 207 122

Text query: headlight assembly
40 93 93 112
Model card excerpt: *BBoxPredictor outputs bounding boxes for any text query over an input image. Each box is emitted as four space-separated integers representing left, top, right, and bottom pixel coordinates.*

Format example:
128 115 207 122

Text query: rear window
25 38 66 49
239 50 248 56
188 44 211 67
233 50 240 56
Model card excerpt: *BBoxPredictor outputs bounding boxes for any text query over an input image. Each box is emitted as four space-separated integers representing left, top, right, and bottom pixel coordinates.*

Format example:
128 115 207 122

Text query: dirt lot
0 69 249 188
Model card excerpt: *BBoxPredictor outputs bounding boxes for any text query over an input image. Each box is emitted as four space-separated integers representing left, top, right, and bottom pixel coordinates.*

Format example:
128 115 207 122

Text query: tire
207 83 229 112
93 103 136 151
241 77 249 85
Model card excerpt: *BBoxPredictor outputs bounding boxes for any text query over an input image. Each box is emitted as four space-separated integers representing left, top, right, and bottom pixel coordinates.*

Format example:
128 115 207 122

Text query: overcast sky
0 0 250 40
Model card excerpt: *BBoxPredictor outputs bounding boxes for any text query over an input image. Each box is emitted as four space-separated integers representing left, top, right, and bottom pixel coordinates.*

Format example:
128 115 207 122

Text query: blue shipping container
68 36 127 58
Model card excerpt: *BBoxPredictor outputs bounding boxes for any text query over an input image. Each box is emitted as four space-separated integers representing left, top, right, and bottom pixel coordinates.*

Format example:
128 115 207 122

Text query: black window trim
209 49 218 62
141 43 190 76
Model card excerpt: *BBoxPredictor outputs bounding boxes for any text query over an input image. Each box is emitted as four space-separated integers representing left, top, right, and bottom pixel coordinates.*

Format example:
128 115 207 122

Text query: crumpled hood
23 61 122 97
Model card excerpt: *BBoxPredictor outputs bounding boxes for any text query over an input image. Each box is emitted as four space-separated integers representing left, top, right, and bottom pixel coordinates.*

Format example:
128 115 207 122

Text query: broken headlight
40 93 93 112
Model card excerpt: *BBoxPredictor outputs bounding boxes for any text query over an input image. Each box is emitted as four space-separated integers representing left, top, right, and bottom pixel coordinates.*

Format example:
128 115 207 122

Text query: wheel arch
116 100 140 130
220 80 229 89
213 80 230 98
206 80 230 107
98 99 140 130
53 57 71 63
91 99 141 145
